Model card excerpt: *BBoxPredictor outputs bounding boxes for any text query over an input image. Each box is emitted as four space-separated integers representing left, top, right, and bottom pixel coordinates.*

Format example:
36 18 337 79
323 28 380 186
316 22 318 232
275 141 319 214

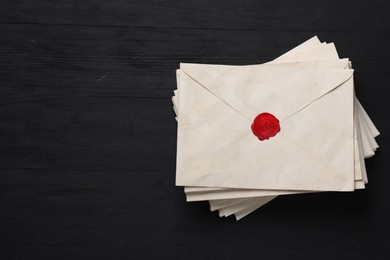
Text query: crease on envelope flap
280 76 355 180
181 65 353 121
179 74 354 191
174 59 349 122
175 58 348 114
176 70 250 185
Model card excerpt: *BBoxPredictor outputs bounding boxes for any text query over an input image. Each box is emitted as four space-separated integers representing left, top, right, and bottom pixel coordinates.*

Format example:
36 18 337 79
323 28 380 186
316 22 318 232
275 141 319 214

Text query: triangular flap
280 76 355 185
176 70 251 186
181 64 353 121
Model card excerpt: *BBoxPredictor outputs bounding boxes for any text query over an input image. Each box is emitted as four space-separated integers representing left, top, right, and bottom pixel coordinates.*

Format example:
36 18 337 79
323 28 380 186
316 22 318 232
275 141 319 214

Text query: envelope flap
181 64 353 121
176 69 251 185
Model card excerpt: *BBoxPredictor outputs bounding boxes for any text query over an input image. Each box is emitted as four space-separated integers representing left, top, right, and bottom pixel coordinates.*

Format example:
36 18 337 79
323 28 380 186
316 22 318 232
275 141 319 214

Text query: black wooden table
1 1 389 259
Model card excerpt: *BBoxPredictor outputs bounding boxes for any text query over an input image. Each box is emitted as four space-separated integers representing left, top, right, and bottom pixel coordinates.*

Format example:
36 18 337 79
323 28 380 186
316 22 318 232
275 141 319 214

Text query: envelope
177 59 368 196
172 36 379 219
176 63 355 192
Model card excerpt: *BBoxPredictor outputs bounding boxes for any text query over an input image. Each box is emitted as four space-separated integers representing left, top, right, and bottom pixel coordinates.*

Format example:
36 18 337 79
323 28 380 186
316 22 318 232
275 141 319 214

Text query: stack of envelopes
172 36 380 220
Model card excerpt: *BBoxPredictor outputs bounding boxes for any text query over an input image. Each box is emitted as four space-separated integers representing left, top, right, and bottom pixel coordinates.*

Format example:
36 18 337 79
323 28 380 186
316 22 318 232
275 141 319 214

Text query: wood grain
0 0 389 259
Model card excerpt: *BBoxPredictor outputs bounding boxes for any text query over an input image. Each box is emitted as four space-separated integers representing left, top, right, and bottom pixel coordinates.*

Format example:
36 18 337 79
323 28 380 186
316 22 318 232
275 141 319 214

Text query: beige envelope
176 59 367 197
178 54 378 198
173 36 379 219
176 63 355 192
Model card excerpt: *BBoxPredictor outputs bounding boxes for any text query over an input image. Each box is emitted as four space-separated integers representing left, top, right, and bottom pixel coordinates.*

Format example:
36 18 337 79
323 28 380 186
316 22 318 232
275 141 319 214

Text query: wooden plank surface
0 1 389 259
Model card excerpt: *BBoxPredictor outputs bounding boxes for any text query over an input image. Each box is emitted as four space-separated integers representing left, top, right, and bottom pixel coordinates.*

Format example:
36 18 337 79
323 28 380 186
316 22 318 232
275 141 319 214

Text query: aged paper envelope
176 63 355 191
172 36 379 219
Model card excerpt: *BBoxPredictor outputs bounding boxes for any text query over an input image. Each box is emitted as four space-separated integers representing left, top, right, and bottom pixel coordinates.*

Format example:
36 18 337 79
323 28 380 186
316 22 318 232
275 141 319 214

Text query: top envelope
176 63 355 192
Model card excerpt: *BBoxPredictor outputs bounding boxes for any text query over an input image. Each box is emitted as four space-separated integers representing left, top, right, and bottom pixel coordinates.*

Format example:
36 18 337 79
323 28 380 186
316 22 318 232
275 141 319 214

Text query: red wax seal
251 112 280 141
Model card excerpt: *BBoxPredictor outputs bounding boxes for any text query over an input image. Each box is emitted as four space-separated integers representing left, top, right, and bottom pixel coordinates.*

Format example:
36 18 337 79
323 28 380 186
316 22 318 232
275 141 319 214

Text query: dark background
0 1 389 259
